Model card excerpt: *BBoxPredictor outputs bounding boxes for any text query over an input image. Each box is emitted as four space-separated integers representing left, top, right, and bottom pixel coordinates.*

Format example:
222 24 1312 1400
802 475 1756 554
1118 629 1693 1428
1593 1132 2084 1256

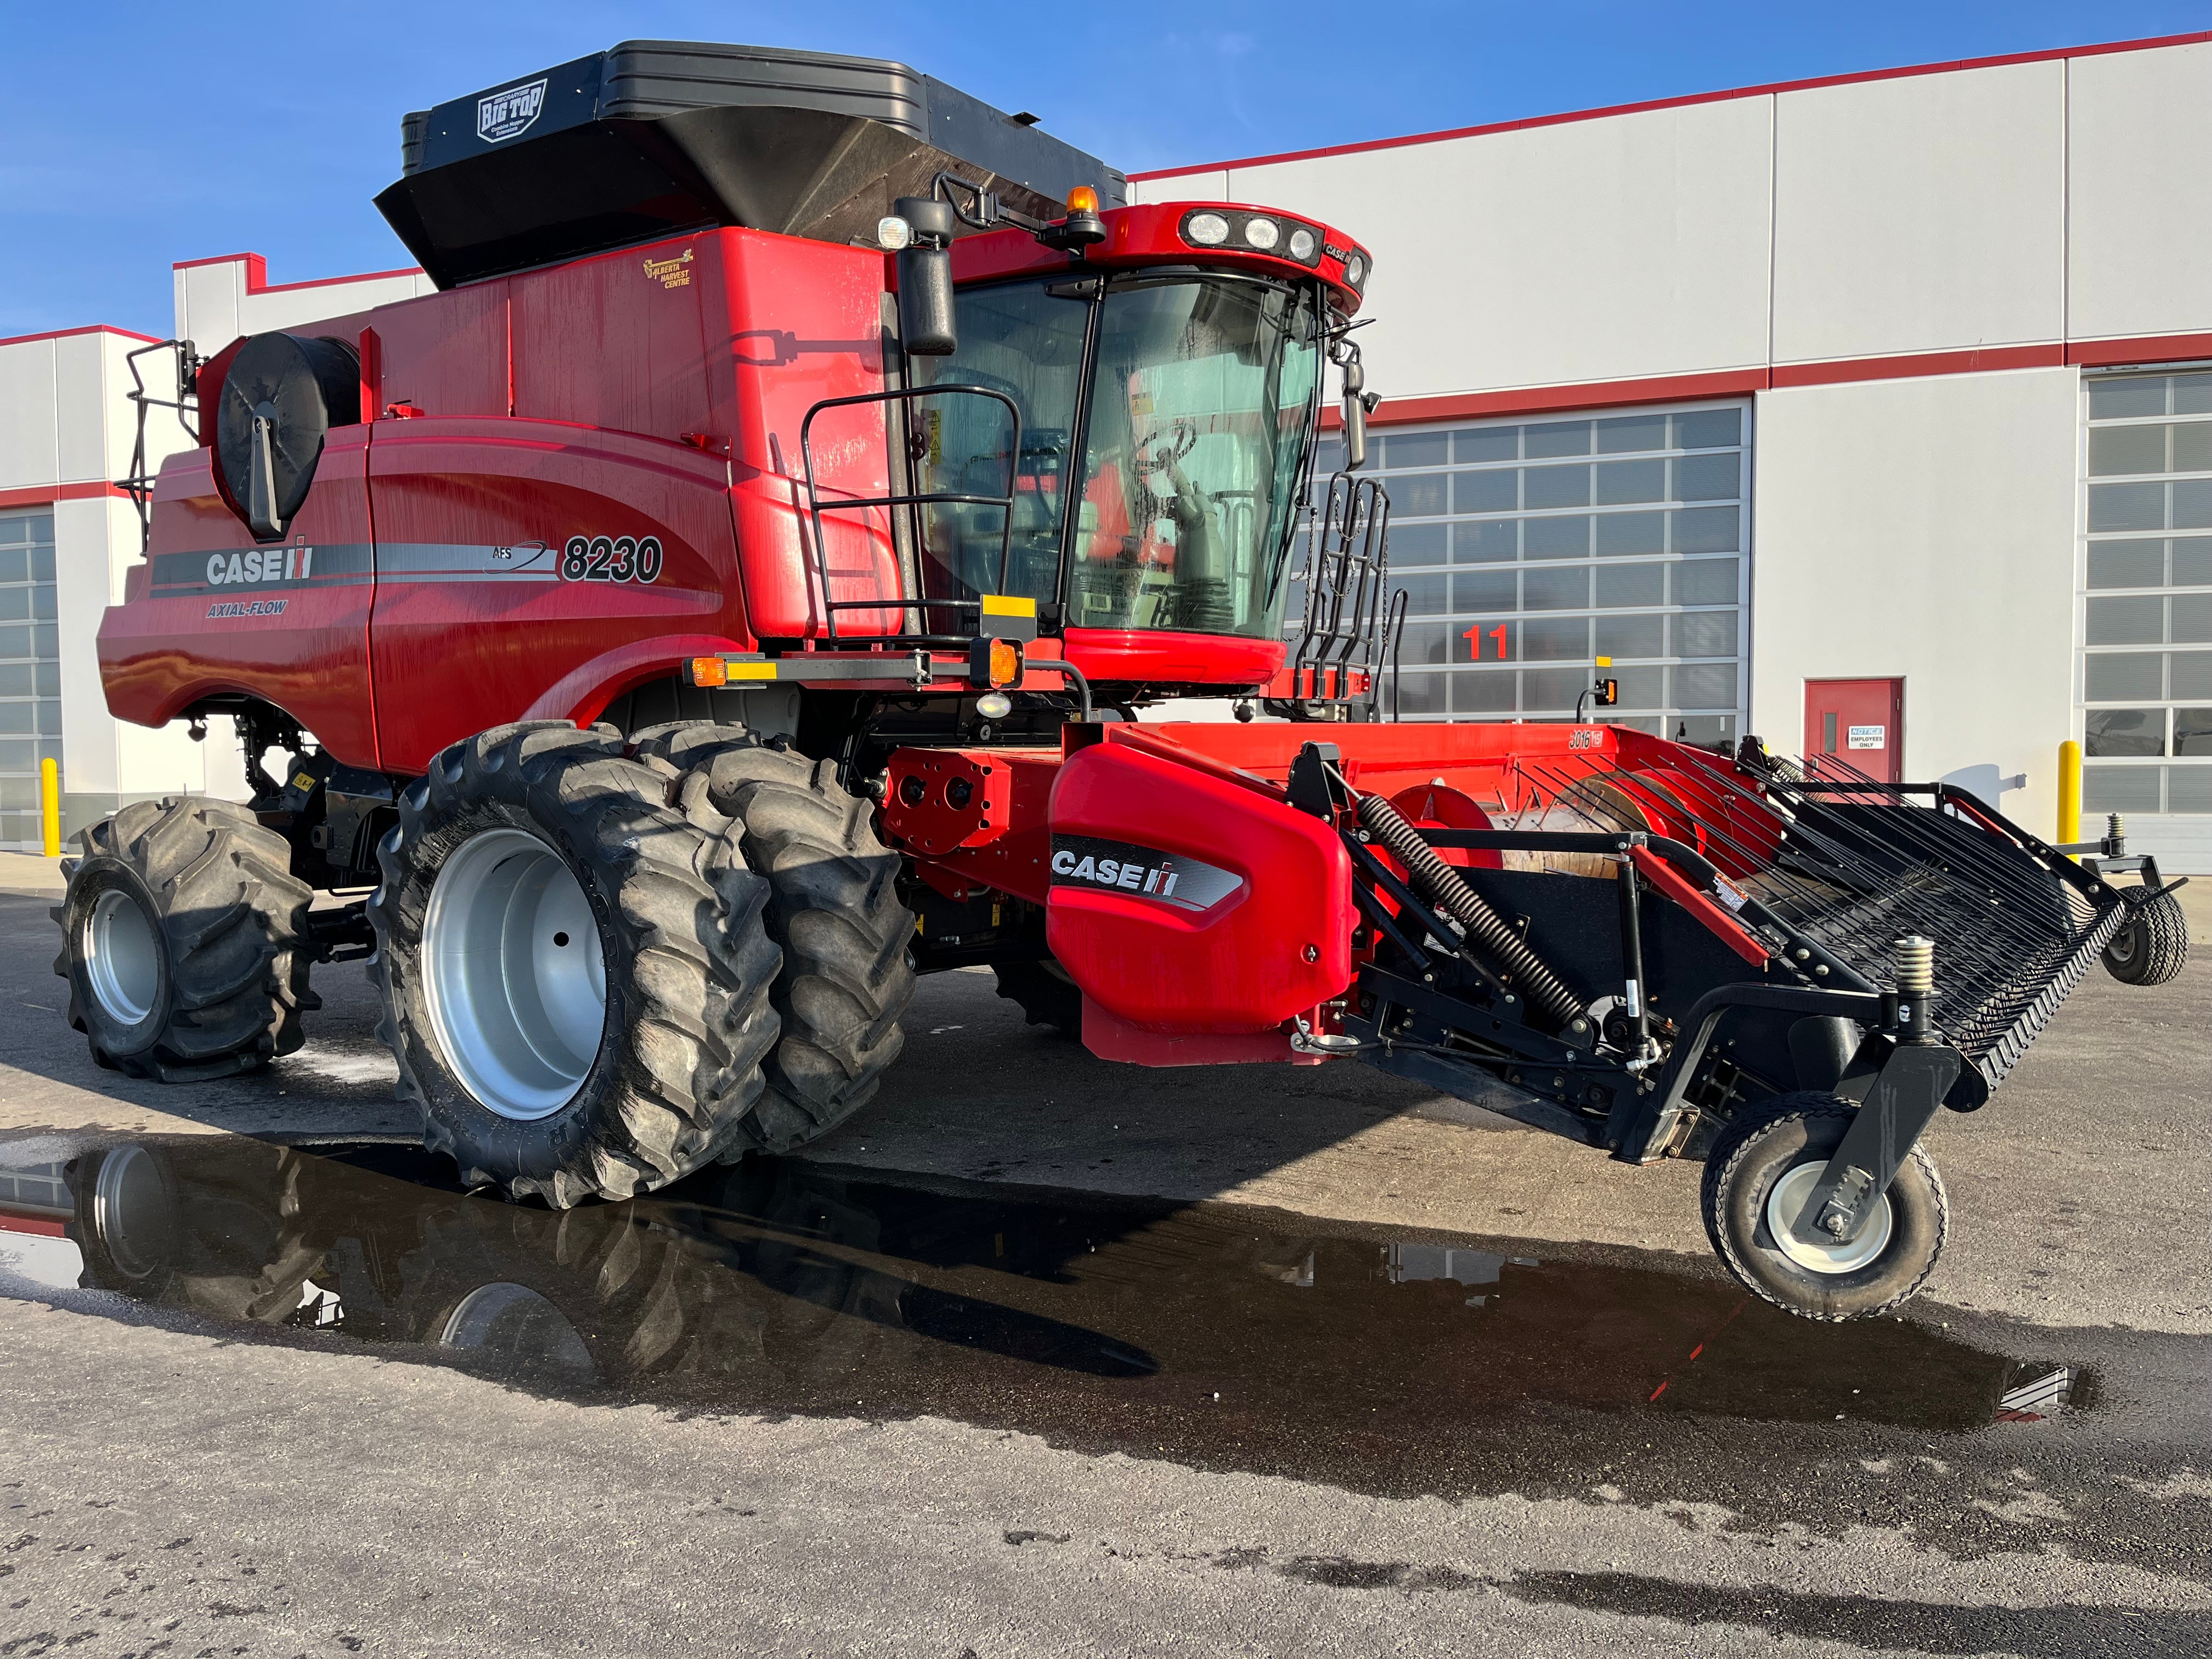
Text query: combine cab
58 41 2187 1318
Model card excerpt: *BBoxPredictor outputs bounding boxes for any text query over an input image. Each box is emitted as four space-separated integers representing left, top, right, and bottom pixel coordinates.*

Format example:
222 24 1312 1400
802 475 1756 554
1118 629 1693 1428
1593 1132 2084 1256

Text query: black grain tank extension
375 40 1128 288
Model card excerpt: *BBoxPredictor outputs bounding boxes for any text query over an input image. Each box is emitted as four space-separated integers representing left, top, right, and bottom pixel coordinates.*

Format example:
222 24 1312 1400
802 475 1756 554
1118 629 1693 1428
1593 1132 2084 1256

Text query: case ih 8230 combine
59 42 2187 1321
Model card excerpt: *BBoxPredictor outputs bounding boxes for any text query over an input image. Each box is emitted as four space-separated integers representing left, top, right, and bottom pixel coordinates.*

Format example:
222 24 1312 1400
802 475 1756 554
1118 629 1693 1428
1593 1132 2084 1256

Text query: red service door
1804 679 1903 783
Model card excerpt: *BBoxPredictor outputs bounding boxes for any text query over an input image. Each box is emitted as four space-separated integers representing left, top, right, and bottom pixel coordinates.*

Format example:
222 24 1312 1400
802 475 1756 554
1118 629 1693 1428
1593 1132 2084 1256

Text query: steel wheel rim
422 829 606 1121
93 1144 175 1280
84 888 161 1027
1765 1159 1894 1274
439 1282 597 1377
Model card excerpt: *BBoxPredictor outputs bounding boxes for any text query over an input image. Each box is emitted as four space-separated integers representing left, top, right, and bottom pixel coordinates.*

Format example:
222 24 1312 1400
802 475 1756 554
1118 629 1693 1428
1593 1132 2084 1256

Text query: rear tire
52 797 314 1080
991 957 1081 1036
633 723 917 1154
368 723 782 1206
1701 1093 1948 1321
2102 888 2190 986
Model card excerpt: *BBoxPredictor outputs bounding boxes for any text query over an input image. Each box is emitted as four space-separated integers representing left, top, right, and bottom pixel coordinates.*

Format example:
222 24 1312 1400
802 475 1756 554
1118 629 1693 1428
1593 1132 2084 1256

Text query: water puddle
0 1135 2078 1495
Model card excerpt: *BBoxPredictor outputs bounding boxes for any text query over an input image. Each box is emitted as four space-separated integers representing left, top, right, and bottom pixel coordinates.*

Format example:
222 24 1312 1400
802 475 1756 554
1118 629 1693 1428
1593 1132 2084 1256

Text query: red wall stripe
0 324 161 351
1768 343 2067 388
2068 332 2212 368
0 482 132 510
1131 29 2212 181
170 252 421 294
1335 332 2197 428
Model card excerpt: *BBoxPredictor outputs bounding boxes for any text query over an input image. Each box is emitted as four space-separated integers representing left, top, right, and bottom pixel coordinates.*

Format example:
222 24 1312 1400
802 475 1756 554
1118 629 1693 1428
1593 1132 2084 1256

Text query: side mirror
890 196 957 356
1340 354 1368 471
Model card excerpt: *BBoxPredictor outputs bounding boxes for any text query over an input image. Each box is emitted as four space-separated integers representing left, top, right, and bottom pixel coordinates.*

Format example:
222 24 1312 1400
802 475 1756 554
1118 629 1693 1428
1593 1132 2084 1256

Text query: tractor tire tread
639 723 917 1154
52 794 314 1082
2103 888 2190 986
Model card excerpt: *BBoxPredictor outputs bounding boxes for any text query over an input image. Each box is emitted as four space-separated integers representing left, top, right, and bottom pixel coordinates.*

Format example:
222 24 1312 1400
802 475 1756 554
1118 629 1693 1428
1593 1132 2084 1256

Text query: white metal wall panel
50 496 118 797
51 333 109 484
1771 61 2067 364
1750 367 2079 832
237 272 432 339
1219 97 1775 400
0 342 59 491
173 264 241 359
2067 42 2212 343
1126 169 1227 205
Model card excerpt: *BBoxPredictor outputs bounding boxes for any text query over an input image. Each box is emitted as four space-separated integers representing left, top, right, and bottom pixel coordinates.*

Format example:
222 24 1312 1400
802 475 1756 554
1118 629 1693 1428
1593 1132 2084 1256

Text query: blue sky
5 1 2209 339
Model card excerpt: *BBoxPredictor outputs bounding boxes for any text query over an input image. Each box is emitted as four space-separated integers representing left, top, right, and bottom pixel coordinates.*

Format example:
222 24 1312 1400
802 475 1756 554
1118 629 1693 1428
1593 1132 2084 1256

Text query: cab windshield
910 273 1323 639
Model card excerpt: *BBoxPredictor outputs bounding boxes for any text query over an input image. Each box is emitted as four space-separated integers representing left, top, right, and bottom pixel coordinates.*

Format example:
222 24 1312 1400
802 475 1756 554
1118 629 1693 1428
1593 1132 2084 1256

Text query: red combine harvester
61 42 2188 1319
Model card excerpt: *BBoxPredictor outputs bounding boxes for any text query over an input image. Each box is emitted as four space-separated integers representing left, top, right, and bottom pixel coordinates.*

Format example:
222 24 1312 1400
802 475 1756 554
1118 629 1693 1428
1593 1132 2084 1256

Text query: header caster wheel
1702 1093 1949 1322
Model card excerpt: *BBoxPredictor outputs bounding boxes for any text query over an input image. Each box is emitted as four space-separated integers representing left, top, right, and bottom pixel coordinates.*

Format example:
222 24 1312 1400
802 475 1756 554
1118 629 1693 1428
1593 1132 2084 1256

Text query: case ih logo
1048 835 1243 913
477 78 549 144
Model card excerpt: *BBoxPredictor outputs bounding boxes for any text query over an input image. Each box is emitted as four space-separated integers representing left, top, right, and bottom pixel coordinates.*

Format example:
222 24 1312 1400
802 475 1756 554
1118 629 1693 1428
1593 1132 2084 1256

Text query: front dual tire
368 723 782 1206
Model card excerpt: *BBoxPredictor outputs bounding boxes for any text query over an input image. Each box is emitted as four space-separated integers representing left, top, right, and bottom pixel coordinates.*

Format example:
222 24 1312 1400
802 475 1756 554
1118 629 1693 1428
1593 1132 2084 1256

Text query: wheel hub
422 829 607 1121
1765 1160 1894 1274
83 888 161 1027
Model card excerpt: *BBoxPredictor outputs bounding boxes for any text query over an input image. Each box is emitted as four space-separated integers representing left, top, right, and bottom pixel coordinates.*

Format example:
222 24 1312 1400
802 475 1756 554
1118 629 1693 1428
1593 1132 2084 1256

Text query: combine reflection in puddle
0 1137 2078 1494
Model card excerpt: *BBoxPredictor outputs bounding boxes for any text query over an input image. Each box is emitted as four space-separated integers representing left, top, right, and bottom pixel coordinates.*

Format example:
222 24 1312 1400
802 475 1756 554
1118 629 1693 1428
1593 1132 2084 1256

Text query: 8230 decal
560 535 664 583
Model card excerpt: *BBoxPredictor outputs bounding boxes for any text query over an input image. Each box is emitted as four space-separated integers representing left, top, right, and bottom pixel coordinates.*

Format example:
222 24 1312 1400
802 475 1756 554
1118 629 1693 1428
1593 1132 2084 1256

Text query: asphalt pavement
1 853 2207 1657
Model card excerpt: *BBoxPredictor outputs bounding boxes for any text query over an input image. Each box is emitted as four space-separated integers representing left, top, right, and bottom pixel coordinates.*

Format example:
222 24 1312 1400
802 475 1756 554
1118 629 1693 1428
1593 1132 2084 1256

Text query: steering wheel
1132 422 1198 479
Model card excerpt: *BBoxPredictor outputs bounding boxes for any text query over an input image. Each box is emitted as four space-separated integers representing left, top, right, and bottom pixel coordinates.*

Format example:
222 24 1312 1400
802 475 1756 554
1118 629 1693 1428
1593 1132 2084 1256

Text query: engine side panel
365 418 741 774
98 438 381 767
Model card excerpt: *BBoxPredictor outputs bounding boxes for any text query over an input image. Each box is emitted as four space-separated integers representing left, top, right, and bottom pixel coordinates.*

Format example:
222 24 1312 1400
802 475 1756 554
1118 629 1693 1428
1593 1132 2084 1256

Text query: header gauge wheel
1701 1093 1949 1322
2102 888 2190 986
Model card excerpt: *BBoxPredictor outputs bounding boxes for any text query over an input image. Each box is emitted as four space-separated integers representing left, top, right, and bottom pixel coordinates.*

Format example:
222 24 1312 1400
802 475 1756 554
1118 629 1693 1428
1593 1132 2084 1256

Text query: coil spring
1355 791 1585 1030
1892 934 1935 992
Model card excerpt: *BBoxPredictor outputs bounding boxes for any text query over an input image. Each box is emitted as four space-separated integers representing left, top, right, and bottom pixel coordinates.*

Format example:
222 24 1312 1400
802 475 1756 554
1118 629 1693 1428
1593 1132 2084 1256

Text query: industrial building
5 30 2210 869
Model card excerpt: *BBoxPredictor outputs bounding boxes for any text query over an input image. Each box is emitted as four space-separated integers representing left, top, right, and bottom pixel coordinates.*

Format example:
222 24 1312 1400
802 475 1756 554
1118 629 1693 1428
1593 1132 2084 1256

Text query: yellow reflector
689 656 727 687
980 593 1036 618
1595 655 1613 668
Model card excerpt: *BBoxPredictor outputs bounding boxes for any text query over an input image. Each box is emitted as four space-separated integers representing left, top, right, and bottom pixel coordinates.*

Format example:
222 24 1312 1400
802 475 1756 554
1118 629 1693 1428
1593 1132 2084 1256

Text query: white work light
1185 212 1230 246
1243 217 1280 250
876 216 913 251
1287 227 1317 261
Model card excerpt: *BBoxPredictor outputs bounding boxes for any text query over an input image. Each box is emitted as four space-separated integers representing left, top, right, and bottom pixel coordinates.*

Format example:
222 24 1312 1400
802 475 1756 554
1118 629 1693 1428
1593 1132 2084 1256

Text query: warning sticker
1847 725 1886 750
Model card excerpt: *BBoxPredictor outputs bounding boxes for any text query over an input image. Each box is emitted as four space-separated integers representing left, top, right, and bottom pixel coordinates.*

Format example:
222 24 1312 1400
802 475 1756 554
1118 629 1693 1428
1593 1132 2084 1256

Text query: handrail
798 384 1022 643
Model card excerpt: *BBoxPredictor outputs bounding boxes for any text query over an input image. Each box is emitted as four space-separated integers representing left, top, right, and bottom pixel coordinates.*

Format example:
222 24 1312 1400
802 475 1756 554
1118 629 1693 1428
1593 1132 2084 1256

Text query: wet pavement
5 1133 2209 1589
3 861 2211 1653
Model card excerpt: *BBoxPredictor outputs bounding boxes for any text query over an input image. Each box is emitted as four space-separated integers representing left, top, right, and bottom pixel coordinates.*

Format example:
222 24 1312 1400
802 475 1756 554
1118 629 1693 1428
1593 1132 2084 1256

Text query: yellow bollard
2057 739 2082 855
40 756 61 858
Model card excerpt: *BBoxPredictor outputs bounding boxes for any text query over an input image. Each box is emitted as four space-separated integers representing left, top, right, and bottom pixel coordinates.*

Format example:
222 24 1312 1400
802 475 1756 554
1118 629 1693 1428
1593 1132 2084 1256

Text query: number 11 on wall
1464 623 1509 661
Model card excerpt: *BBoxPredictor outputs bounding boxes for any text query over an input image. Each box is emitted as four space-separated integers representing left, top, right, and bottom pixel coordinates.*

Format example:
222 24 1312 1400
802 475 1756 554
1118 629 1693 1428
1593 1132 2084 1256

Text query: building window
0 511 61 850
2081 373 2212 816
1295 404 1750 744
